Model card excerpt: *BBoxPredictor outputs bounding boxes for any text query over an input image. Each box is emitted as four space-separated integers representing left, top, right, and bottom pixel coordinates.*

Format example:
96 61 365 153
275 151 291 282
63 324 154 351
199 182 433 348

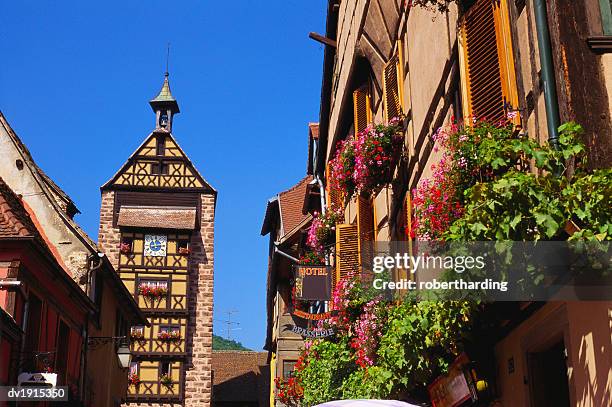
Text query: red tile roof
278 175 312 237
0 178 38 239
212 351 269 403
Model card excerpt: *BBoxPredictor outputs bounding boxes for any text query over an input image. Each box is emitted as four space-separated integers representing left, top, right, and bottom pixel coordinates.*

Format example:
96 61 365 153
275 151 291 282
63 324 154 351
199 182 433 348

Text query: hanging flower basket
160 373 173 387
138 283 168 299
120 242 133 254
128 373 140 386
329 139 357 198
352 118 404 195
298 252 325 266
306 208 344 253
178 247 190 256
157 331 181 342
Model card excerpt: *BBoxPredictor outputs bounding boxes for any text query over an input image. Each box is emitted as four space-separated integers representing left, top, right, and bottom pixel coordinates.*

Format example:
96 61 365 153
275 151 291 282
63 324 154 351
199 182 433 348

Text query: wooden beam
309 32 337 48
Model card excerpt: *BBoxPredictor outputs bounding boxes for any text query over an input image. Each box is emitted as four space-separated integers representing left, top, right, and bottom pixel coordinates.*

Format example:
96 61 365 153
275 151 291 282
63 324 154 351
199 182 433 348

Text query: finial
165 42 170 77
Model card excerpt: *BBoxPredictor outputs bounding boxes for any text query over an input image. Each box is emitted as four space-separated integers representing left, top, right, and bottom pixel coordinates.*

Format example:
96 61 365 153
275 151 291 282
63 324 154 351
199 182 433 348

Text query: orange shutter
357 195 375 278
326 162 344 211
335 223 360 284
353 85 372 135
460 0 519 125
383 43 404 122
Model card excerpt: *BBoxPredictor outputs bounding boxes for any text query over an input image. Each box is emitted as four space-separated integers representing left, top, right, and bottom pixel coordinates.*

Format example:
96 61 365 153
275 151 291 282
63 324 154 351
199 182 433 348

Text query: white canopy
315 400 422 407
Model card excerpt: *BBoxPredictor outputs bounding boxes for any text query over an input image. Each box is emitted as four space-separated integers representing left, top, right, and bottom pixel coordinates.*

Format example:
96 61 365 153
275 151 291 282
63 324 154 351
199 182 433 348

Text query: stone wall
184 193 215 406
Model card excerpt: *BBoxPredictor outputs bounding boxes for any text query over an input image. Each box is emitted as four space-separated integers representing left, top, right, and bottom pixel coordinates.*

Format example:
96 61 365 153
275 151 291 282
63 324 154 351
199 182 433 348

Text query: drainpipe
533 0 561 152
273 245 299 263
80 253 104 403
313 139 327 216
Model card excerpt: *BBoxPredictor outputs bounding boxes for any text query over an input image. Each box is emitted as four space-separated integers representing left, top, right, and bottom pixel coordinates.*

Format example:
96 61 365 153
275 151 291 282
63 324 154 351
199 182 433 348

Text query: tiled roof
212 351 269 403
117 206 197 230
0 178 38 238
278 175 312 237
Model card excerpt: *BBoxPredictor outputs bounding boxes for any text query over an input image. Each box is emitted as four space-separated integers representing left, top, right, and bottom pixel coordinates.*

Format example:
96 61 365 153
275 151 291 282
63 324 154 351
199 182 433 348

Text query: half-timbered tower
98 73 216 406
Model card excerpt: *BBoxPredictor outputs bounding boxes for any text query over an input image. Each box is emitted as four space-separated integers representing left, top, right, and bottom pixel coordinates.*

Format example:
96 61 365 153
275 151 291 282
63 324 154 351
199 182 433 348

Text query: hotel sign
293 265 332 301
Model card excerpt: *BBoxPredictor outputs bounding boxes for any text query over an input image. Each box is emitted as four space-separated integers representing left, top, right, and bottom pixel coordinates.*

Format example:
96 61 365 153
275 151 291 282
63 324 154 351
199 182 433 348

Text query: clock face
144 234 167 257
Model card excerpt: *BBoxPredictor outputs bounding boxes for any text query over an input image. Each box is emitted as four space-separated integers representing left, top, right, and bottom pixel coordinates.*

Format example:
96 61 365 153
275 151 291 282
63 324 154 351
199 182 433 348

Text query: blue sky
0 0 326 350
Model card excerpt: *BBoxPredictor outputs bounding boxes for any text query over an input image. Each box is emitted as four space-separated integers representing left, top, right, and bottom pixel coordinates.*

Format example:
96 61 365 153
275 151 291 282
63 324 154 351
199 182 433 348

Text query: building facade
98 74 216 406
305 0 611 406
0 111 146 406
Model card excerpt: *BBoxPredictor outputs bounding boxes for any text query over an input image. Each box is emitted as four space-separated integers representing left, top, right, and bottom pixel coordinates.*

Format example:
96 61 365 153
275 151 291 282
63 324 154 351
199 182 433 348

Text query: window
353 85 372 134
55 320 70 384
283 360 296 378
129 361 139 376
326 162 344 210
151 162 169 175
24 294 42 370
160 361 171 376
335 223 360 285
382 43 404 122
599 0 612 35
357 195 375 276
459 0 519 124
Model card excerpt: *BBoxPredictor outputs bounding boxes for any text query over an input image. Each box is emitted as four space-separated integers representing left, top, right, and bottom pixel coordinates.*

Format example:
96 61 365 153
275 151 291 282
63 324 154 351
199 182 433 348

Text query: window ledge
587 36 612 53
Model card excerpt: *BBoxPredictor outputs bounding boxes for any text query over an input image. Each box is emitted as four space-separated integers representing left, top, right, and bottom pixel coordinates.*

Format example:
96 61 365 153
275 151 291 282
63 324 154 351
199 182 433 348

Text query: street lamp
116 340 132 369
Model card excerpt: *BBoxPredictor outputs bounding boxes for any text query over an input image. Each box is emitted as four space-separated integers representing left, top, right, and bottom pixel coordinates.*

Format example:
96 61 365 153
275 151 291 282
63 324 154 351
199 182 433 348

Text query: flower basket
329 139 357 198
353 118 404 195
306 208 343 253
157 331 181 342
160 373 173 387
178 247 190 256
138 283 168 299
298 252 325 266
128 373 140 386
120 242 132 255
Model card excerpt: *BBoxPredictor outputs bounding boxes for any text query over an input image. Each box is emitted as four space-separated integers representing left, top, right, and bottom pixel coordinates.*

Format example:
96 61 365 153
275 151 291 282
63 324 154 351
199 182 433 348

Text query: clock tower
98 73 216 406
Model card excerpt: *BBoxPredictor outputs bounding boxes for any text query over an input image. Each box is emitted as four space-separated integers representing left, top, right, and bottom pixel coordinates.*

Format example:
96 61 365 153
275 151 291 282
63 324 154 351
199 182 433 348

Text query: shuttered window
460 0 519 125
353 85 372 135
383 43 404 122
335 223 360 284
326 162 344 211
357 195 375 279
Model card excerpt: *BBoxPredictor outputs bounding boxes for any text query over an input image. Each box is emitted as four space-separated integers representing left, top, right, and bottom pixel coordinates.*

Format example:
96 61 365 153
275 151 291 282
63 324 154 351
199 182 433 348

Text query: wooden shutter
353 85 372 135
460 0 519 125
335 223 360 284
326 162 343 211
357 195 375 278
383 43 404 122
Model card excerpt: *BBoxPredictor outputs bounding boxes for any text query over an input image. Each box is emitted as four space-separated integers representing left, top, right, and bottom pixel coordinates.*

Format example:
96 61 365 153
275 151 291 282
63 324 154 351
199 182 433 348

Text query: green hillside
212 334 251 351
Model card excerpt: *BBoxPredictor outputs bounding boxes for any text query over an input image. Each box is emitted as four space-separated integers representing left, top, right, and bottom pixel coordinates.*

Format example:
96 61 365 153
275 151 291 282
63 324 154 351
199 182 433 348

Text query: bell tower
150 72 180 132
98 74 216 407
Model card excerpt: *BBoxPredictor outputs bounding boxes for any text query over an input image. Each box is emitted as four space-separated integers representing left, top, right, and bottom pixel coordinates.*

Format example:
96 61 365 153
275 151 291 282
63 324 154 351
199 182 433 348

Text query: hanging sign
289 325 336 338
293 265 332 301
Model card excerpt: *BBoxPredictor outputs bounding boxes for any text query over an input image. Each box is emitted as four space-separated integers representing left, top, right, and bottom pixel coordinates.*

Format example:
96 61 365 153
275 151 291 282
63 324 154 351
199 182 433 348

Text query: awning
117 206 197 230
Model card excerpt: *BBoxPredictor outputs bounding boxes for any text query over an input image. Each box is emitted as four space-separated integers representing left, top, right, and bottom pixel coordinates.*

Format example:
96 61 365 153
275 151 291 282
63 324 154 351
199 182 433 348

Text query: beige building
98 73 216 406
310 0 612 406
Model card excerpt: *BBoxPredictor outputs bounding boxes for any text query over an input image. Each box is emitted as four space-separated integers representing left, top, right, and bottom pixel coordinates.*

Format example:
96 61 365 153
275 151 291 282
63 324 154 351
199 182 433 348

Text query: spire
150 72 179 111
